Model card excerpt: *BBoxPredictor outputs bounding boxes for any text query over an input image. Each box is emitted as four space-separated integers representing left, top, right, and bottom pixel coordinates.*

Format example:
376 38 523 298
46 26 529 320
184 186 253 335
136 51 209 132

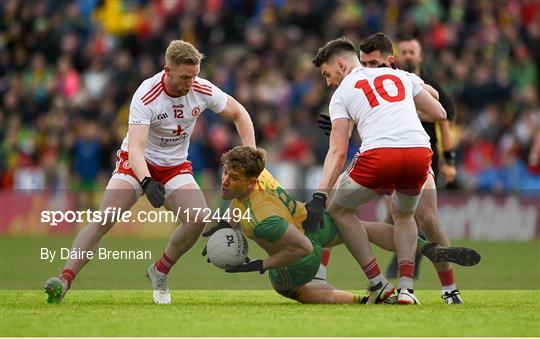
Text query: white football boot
365 279 395 304
442 289 464 304
397 289 421 305
147 264 171 304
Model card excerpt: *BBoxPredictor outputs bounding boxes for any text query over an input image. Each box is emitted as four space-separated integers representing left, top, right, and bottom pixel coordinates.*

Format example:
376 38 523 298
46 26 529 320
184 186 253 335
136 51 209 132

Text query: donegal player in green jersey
203 146 479 304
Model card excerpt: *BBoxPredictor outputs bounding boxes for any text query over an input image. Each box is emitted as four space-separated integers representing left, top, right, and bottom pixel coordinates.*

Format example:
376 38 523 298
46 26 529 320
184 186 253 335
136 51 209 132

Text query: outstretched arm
127 124 151 181
318 118 351 194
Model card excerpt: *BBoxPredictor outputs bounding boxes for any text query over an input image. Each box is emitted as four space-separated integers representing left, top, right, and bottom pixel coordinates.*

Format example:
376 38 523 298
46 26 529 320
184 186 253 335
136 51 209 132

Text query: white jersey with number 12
120 70 228 166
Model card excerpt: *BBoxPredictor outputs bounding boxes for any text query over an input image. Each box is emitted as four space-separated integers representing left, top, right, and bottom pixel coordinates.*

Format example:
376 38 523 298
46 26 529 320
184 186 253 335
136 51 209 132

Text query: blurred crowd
1 0 539 194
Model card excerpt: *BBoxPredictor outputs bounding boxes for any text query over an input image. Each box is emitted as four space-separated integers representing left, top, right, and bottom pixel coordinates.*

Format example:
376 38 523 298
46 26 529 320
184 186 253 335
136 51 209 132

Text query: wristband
140 176 152 189
314 191 327 199
443 151 456 166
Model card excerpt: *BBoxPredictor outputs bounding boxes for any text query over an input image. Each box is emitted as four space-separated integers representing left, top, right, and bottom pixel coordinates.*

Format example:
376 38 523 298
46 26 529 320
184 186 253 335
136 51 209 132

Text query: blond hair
165 40 203 66
221 146 266 178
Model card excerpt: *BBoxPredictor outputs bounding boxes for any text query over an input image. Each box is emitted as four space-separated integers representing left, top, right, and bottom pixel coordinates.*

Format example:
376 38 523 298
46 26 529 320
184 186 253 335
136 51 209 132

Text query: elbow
128 142 145 163
328 147 348 164
302 241 313 257
438 107 447 120
128 143 140 157
230 109 242 123
230 102 249 123
127 144 135 159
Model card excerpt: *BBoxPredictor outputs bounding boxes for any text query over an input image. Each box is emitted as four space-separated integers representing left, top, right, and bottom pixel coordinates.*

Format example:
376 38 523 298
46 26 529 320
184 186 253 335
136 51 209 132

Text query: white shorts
111 150 197 199
333 172 420 213
110 172 196 199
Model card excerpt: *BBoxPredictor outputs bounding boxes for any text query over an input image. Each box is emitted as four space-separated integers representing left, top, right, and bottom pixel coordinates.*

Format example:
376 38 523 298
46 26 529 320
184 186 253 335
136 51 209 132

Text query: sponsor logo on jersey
157 112 168 120
159 125 189 147
159 134 189 147
192 107 201 117
173 125 184 136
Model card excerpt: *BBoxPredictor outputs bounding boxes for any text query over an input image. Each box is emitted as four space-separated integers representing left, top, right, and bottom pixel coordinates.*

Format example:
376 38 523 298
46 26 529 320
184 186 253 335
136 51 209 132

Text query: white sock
442 284 457 294
369 273 384 288
398 276 413 291
314 264 327 281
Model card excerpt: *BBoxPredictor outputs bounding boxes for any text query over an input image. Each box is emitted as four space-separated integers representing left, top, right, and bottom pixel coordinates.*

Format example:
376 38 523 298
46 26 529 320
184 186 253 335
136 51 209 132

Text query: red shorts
347 147 432 196
114 150 193 186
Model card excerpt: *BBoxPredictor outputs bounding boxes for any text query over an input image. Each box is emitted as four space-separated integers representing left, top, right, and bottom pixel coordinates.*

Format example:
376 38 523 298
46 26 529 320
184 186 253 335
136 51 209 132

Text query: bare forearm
263 248 309 270
440 120 454 151
234 110 256 148
128 146 150 181
319 151 346 194
417 110 438 122
529 129 540 165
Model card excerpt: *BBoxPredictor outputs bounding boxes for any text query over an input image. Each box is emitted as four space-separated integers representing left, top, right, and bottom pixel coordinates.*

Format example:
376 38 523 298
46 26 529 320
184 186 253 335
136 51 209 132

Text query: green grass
1 290 539 337
1 236 540 336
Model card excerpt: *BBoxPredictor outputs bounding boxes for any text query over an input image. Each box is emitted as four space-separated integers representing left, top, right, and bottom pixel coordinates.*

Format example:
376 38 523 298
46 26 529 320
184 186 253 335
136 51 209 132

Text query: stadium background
2 0 539 192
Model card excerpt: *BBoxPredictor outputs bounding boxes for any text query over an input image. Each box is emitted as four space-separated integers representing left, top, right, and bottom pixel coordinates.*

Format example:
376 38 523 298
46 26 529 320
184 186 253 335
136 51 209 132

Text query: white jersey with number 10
329 66 430 153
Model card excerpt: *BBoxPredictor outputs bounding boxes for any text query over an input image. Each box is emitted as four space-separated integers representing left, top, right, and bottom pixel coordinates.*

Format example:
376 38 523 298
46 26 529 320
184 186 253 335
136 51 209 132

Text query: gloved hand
317 112 332 136
301 192 327 232
201 220 233 260
225 259 265 274
141 177 165 208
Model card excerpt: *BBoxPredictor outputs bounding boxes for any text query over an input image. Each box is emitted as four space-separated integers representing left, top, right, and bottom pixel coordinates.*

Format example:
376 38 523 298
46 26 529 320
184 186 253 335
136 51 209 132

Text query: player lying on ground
44 40 256 304
202 146 480 304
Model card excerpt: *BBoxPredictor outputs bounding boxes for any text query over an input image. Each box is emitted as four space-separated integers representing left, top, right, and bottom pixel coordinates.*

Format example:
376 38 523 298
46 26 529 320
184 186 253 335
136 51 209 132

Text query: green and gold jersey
230 169 307 242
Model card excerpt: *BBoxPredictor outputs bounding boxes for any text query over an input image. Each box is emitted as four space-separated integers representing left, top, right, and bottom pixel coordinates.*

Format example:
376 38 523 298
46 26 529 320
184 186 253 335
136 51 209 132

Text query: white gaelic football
206 228 248 269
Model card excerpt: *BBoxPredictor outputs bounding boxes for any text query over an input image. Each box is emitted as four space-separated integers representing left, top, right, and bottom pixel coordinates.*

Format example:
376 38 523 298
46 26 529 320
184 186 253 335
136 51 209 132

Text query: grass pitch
1 290 539 337
1 236 539 336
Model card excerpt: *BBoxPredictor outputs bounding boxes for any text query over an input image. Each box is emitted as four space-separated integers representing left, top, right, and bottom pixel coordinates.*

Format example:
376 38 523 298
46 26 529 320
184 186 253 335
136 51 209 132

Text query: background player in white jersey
356 33 463 304
44 40 256 304
308 37 446 304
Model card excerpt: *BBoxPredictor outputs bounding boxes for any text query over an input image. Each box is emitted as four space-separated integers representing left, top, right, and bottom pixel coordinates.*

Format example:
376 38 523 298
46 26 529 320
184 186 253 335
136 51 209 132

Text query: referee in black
396 37 457 186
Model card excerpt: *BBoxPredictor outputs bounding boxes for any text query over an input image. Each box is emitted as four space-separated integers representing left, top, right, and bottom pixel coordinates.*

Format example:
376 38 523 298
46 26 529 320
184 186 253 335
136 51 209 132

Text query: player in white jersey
44 40 256 305
306 37 446 304
357 33 464 304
